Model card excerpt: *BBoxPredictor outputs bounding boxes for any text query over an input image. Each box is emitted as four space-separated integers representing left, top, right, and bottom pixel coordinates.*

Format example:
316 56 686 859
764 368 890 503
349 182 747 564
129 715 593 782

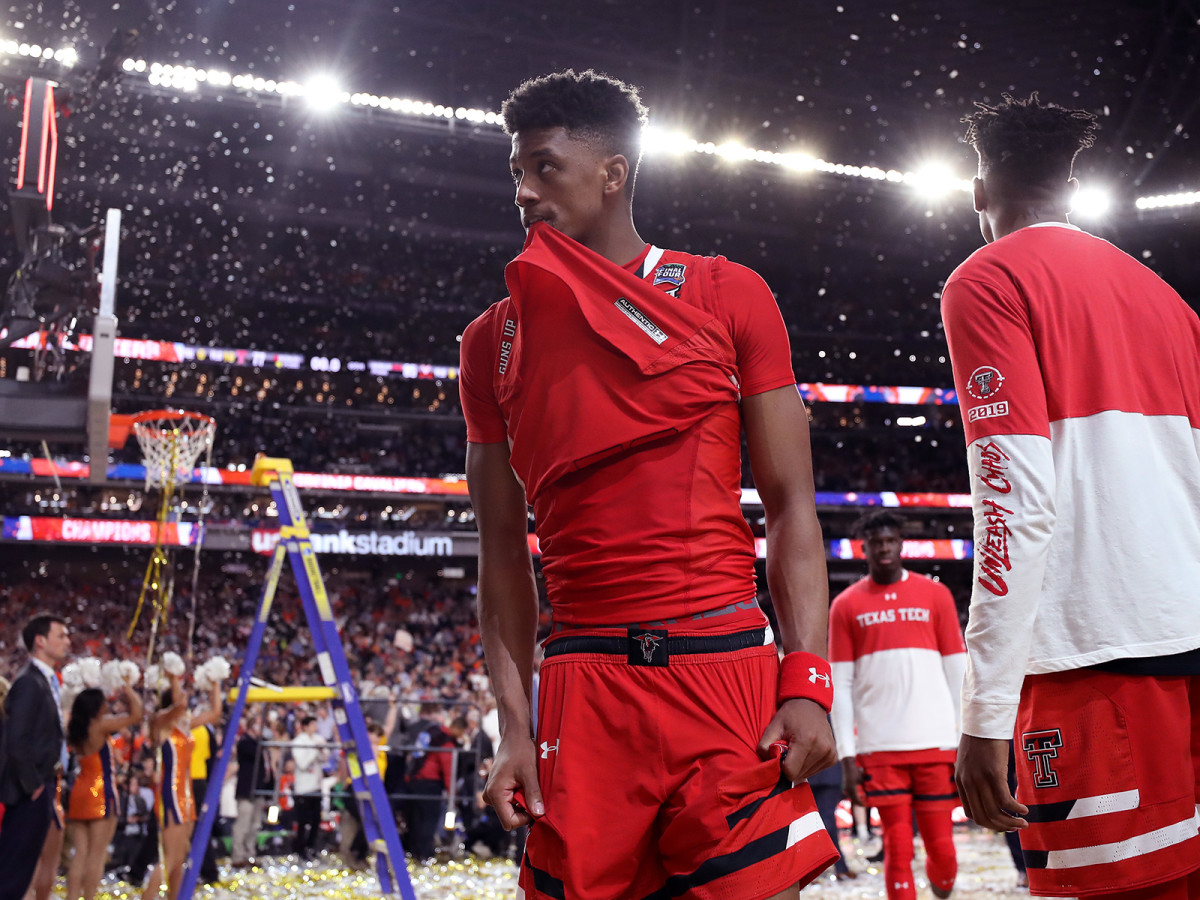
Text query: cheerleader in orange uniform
142 670 223 900
156 725 196 826
64 682 143 900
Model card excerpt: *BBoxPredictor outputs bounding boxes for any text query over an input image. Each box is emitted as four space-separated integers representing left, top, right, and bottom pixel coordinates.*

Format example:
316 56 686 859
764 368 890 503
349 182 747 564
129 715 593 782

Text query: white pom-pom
161 651 185 677
206 656 231 683
61 662 84 689
194 667 213 691
78 657 102 689
100 660 126 696
145 665 164 692
119 660 141 687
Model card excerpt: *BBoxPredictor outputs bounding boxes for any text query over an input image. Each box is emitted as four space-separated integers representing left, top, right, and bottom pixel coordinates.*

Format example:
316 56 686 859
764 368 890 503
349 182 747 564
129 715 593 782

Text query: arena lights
0 38 77 66
301 73 347 111
1070 185 1112 218
1135 191 1200 210
908 163 972 198
4 33 1196 212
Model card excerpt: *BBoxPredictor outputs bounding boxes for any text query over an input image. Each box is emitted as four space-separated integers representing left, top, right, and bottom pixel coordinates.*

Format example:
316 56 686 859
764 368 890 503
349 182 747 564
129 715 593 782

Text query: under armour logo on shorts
539 741 558 759
808 668 830 688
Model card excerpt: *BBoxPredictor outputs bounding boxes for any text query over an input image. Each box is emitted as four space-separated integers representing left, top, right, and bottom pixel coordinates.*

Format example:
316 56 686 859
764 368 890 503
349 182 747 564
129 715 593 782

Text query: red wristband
778 651 833 713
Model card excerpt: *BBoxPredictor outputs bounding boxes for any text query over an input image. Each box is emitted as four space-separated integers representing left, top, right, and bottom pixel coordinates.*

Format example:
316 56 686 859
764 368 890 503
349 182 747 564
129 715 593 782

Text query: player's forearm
764 503 829 656
477 555 539 740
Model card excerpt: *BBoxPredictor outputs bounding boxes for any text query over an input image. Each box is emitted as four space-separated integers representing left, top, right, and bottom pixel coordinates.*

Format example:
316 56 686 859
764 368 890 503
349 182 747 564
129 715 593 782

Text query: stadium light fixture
1135 191 1200 210
302 73 346 112
1070 184 1112 218
716 140 752 161
906 163 971 199
640 125 694 156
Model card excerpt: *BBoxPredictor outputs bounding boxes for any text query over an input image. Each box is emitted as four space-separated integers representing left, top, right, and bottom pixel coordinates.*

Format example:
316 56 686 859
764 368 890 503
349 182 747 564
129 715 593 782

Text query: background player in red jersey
944 94 1200 899
460 69 838 899
829 511 966 900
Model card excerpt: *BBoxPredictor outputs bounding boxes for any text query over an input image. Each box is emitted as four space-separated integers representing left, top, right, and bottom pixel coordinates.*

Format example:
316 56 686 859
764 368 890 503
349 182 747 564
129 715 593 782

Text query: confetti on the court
84 828 1029 899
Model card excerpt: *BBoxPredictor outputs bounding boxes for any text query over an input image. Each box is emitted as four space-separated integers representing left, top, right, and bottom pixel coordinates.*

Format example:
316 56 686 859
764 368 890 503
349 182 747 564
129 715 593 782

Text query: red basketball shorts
1013 669 1200 896
858 751 958 811
519 632 838 900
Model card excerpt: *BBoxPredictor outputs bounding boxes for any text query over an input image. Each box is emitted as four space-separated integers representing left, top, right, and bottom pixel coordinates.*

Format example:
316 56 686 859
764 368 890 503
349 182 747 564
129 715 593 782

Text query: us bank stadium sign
251 528 467 557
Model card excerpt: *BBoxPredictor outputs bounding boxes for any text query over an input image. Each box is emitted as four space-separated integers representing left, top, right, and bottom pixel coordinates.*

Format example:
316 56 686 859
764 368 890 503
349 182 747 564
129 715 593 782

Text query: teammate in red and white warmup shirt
829 511 966 900
944 94 1200 899
460 70 838 900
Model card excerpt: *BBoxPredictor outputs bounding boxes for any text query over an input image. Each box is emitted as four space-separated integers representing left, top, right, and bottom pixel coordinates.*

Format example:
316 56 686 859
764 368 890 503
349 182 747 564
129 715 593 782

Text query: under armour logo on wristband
778 651 834 712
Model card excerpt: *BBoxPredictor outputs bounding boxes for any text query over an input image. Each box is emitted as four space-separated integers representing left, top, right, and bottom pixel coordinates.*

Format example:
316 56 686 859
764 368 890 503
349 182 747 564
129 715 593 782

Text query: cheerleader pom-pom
194 667 213 691
145 664 164 692
119 660 141 687
100 660 126 696
78 657 102 689
61 662 84 689
161 651 185 677
205 656 231 683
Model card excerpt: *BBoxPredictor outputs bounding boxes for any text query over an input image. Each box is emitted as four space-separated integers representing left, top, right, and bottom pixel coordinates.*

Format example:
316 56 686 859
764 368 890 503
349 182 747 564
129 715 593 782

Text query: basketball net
127 411 217 666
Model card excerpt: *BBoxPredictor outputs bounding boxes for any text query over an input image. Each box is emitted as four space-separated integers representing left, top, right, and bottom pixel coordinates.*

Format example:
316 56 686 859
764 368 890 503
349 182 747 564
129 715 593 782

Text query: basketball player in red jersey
460 70 838 899
829 511 965 900
945 94 1200 898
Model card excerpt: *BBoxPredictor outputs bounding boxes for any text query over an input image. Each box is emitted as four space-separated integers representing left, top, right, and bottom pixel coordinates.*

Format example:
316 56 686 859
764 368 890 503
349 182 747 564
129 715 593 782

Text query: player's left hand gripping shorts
519 627 838 900
1013 669 1200 896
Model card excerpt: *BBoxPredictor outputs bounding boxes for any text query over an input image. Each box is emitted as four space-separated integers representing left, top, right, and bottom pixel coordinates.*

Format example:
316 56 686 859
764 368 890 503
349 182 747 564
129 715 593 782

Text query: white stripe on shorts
786 810 825 849
1047 806 1200 869
1066 789 1139 819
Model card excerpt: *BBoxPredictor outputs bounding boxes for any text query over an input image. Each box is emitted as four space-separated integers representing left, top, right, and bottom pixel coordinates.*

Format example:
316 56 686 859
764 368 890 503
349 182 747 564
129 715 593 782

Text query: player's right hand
482 734 545 830
955 733 1028 833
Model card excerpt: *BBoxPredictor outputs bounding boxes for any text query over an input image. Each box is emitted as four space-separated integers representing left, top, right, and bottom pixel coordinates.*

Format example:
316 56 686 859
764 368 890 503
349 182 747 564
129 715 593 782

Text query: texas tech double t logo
1021 729 1064 788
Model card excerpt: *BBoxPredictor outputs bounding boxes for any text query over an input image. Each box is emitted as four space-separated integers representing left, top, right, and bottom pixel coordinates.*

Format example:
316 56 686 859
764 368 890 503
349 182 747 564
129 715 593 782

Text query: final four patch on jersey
652 263 687 298
967 365 1005 400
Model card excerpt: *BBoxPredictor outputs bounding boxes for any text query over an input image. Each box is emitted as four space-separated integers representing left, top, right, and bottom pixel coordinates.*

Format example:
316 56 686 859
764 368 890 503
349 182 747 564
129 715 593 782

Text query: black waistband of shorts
543 626 768 661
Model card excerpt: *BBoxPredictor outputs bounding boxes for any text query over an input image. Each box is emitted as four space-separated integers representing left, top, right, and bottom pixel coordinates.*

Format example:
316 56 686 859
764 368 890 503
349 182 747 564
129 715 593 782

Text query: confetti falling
81 828 1030 899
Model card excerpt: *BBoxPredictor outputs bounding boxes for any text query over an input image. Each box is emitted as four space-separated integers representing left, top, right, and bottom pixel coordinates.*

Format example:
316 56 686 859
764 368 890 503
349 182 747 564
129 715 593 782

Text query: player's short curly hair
502 69 649 194
962 92 1099 199
853 510 905 539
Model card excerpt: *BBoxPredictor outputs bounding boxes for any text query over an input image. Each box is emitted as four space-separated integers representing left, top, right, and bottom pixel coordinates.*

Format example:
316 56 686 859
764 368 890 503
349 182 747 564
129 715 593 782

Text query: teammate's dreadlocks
501 69 648 197
961 92 1100 201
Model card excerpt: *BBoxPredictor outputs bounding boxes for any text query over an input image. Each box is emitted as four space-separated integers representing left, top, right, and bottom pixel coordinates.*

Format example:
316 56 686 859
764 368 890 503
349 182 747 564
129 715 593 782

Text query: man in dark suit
0 613 70 900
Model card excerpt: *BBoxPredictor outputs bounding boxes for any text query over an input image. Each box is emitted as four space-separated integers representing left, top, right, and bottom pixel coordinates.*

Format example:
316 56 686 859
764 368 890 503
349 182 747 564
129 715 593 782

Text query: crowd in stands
7 386 969 494
1 560 500 705
0 558 516 877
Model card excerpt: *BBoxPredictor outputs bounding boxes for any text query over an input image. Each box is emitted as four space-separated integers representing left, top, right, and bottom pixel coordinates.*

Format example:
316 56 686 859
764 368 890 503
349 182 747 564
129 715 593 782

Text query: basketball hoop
130 409 217 490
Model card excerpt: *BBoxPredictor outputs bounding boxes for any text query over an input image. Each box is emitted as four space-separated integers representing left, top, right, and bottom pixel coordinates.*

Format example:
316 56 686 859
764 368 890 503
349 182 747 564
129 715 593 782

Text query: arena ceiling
0 0 1196 326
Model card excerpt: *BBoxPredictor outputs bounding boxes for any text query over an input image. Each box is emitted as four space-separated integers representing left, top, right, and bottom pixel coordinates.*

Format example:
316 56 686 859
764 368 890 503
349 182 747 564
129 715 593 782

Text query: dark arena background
0 1 1196 898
